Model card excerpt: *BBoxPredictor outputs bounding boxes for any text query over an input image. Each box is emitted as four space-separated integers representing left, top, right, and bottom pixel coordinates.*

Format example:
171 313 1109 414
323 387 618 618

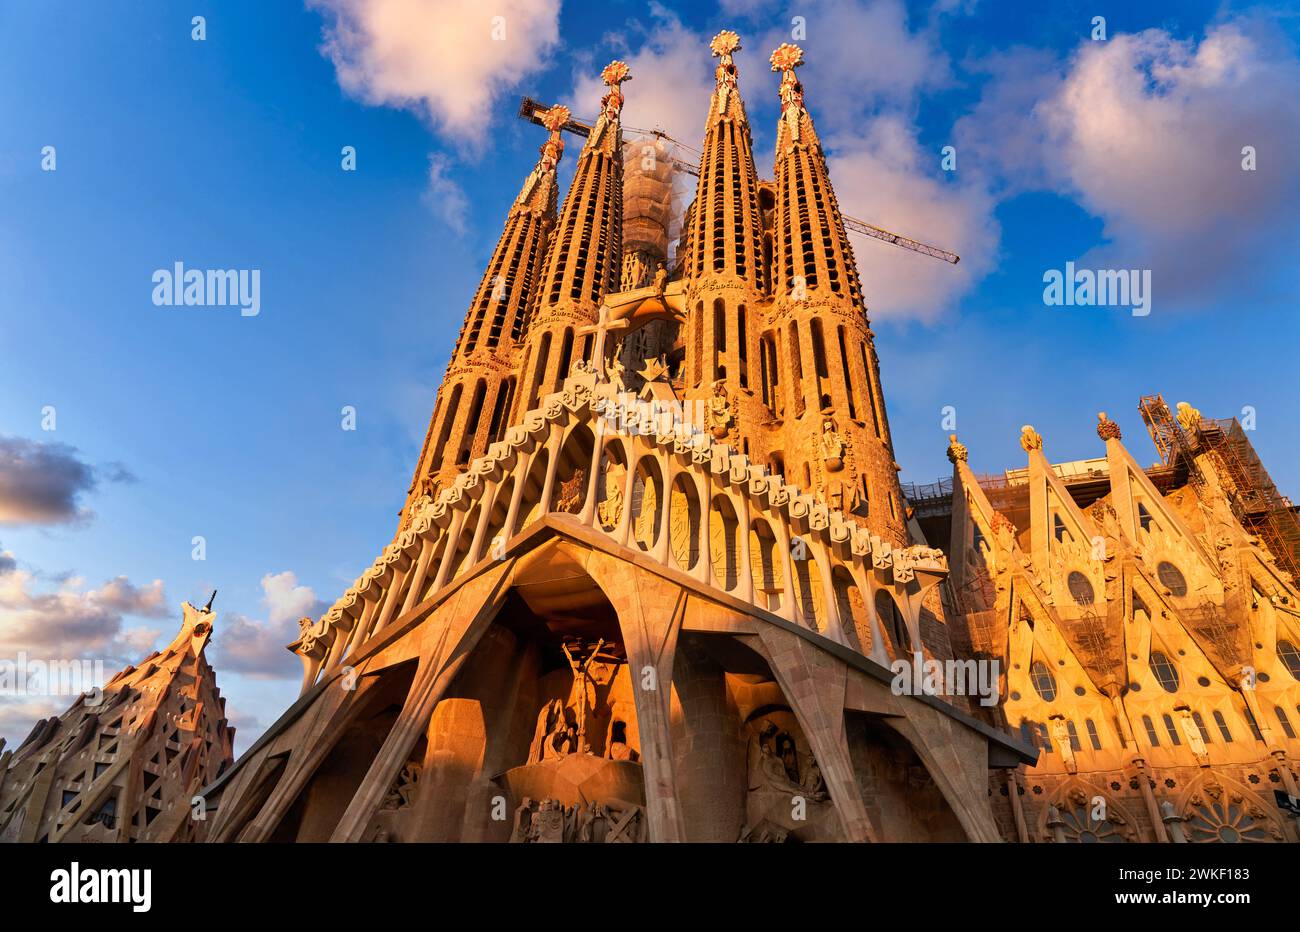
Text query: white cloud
751 0 952 132
212 572 327 680
0 564 167 661
566 5 714 147
0 553 169 746
310 0 561 148
422 152 470 234
1041 20 1300 299
826 117 998 321
957 17 1300 305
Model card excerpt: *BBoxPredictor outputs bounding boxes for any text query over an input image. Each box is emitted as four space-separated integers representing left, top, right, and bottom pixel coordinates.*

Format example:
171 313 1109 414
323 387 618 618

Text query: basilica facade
5 32 1294 845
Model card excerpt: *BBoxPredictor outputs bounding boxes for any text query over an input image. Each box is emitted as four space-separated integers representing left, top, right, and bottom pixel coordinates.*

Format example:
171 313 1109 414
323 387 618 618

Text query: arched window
1067 571 1095 606
1243 704 1263 742
1275 706 1296 740
875 591 911 656
1185 801 1272 843
1029 661 1057 702
1150 651 1180 693
1157 561 1187 597
1192 711 1213 744
1085 719 1102 750
1277 640 1300 681
1141 715 1160 747
1212 710 1233 742
1065 720 1082 751
1162 714 1182 745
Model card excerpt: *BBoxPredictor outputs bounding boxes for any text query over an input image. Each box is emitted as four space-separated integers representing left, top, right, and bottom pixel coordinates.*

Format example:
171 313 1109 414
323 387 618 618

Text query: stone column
585 552 688 841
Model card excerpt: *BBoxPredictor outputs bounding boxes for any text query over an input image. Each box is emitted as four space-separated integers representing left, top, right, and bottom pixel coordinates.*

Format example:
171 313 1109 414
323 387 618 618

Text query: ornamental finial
601 60 631 88
1096 411 1122 441
540 104 570 133
712 30 741 58
1019 424 1043 453
946 434 968 464
769 43 804 73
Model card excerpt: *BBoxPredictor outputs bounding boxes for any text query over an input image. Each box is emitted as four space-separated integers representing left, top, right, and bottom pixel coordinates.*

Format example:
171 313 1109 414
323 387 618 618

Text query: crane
518 97 960 265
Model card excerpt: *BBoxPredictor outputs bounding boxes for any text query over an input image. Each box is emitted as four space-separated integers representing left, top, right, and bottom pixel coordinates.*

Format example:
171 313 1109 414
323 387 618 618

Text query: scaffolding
1140 394 1300 585
1200 417 1300 585
1138 394 1205 494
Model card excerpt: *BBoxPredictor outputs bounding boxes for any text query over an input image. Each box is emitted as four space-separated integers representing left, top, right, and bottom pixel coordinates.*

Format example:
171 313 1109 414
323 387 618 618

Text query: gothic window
858 342 882 439
1212 710 1233 742
972 523 986 552
1037 722 1053 752
1157 561 1187 597
1243 704 1263 741
1065 720 1082 751
1162 714 1182 745
713 298 726 380
836 326 858 421
788 321 804 417
1029 661 1057 702
486 378 516 444
1275 706 1296 739
1137 503 1155 532
1186 801 1272 843
1059 805 1126 843
1085 718 1102 750
1149 651 1180 693
1067 571 1095 606
1277 640 1300 680
737 305 749 388
1019 720 1035 747
1192 711 1213 744
1053 514 1070 543
1141 715 1160 747
876 591 911 656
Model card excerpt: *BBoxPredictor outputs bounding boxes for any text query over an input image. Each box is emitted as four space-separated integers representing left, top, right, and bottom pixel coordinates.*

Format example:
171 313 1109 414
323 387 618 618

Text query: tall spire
685 30 764 289
769 43 862 307
515 62 629 416
767 43 905 544
399 107 568 526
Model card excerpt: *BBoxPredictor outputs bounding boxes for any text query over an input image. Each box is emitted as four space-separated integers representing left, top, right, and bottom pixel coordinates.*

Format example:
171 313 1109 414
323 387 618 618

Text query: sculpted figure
821 418 845 471
707 379 734 439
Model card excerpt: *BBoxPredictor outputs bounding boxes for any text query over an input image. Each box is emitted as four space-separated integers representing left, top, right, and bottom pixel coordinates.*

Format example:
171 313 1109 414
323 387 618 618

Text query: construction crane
519 97 960 265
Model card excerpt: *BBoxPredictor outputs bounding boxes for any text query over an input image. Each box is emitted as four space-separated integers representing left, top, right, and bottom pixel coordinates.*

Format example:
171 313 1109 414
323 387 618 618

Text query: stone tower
765 43 904 546
514 61 629 417
681 31 769 463
198 33 1029 845
400 105 569 525
0 599 235 843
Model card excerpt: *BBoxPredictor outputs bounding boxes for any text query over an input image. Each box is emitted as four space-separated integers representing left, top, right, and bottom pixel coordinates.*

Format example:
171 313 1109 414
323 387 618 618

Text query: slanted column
400 537 438 617
751 624 874 841
585 554 688 841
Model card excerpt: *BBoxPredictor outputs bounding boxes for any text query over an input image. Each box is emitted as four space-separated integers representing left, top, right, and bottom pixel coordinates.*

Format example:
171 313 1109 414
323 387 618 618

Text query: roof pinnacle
1096 411 1122 441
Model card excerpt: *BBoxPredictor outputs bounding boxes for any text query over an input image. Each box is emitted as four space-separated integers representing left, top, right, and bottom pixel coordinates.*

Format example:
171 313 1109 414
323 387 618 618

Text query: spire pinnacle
514 104 570 211
710 31 744 118
587 61 631 153
770 43 807 145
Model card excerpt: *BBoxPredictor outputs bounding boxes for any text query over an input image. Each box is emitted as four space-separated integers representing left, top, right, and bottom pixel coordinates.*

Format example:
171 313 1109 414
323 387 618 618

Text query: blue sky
1 0 1297 752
